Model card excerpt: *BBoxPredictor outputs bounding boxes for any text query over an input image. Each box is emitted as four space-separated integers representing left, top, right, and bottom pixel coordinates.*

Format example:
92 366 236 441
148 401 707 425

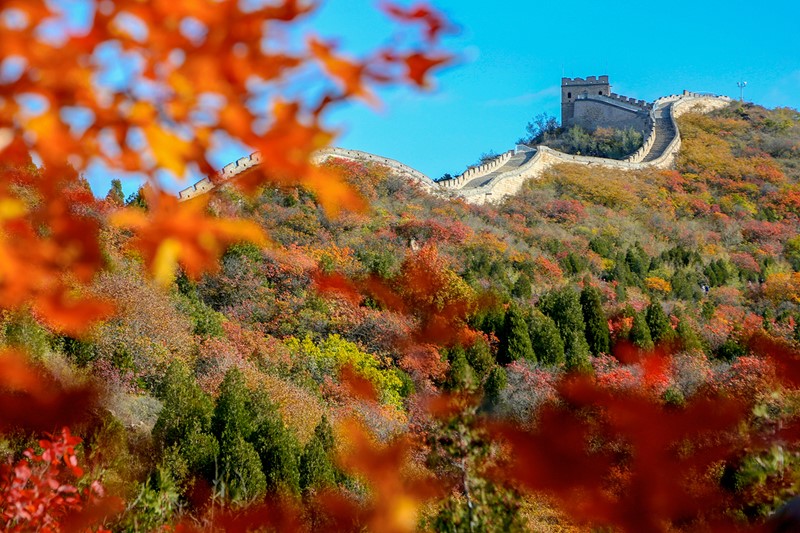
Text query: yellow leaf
0 198 27 221
144 124 193 178
153 237 182 286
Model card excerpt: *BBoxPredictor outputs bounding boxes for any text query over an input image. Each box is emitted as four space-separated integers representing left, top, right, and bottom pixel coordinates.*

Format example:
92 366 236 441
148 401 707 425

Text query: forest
3 2 800 532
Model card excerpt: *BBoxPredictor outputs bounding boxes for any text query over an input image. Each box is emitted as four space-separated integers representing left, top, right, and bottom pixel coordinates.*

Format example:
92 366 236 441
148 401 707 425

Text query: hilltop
4 100 800 530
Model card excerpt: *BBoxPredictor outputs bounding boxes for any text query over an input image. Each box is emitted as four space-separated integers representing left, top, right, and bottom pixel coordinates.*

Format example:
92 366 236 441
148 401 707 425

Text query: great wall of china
177 82 733 206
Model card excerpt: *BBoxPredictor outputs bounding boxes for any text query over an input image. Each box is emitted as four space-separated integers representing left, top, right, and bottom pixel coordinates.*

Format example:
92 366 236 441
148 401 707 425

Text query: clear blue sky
303 0 800 181
78 0 799 194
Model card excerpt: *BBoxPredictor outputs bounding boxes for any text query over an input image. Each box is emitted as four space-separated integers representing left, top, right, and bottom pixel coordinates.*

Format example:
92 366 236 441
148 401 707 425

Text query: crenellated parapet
603 93 654 110
460 92 733 204
437 150 514 189
561 75 610 86
176 86 734 208
177 147 436 201
178 151 264 200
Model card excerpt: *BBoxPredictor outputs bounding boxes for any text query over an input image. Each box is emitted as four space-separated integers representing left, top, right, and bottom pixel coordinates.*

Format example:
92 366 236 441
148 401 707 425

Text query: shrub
287 334 404 408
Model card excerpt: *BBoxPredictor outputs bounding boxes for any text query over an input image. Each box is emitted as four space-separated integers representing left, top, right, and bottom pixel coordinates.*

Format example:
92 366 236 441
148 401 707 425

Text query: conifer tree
646 302 674 345
465 337 494 379
105 178 125 206
218 433 267 503
511 273 532 299
539 287 591 372
211 369 269 501
482 366 507 410
528 310 565 366
580 285 611 355
212 368 255 440
299 419 336 492
251 417 301 495
154 361 215 447
497 304 535 365
629 310 654 351
153 362 219 480
444 345 475 391
313 415 335 453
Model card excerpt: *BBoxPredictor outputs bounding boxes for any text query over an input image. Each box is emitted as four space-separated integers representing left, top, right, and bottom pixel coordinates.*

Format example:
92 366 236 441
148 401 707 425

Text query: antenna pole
737 80 748 102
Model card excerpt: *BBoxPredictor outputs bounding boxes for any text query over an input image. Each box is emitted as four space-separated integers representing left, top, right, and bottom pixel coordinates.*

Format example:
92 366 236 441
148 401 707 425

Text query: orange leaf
33 290 115 338
381 2 455 42
309 37 376 105
402 51 451 88
110 187 268 284
143 124 196 178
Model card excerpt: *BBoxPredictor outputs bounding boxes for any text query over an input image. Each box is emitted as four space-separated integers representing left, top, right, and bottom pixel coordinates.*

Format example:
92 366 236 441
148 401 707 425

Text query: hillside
4 101 800 531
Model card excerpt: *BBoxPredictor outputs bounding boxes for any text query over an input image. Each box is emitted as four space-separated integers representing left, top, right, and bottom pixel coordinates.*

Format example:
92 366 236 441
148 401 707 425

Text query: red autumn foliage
542 199 588 224
0 427 119 532
489 376 750 532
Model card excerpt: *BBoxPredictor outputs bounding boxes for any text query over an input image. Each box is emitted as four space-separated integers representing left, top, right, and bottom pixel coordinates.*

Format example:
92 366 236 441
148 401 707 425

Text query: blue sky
303 0 800 181
75 0 799 194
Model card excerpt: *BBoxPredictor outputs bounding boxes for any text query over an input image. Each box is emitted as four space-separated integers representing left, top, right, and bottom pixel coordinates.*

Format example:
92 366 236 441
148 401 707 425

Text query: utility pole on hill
737 80 748 102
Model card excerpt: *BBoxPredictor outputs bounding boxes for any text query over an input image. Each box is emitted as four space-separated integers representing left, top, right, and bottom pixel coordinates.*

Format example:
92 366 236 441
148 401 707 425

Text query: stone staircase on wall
459 149 537 189
641 102 676 163
177 92 733 205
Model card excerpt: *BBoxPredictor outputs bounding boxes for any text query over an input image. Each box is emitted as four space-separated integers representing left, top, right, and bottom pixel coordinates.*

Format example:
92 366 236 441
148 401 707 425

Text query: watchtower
561 75 611 128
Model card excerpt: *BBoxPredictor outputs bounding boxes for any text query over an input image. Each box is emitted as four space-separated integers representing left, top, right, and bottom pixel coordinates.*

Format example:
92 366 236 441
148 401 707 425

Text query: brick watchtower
561 75 611 128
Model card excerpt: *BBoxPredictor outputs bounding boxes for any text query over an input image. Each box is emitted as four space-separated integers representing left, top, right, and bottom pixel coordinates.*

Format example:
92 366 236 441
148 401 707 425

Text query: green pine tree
313 415 335 453
675 316 703 352
539 287 591 372
153 362 215 447
629 310 654 351
153 362 218 479
482 366 507 409
465 337 493 379
251 417 301 495
105 178 125 206
299 421 336 492
443 345 475 391
580 285 610 355
528 310 565 366
497 304 534 365
646 302 675 345
217 432 267 503
511 273 532 299
211 368 256 441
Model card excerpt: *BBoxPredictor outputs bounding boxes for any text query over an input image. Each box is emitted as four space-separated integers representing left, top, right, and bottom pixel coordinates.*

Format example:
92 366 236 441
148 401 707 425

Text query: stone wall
438 150 514 190
177 91 733 208
178 151 263 200
311 147 435 190
572 97 651 134
460 93 733 205
177 147 436 201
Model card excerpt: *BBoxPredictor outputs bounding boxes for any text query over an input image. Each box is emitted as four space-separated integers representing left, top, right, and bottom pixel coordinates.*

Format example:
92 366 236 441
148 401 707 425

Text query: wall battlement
561 75 610 86
177 80 733 210
438 150 514 189
605 93 653 110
